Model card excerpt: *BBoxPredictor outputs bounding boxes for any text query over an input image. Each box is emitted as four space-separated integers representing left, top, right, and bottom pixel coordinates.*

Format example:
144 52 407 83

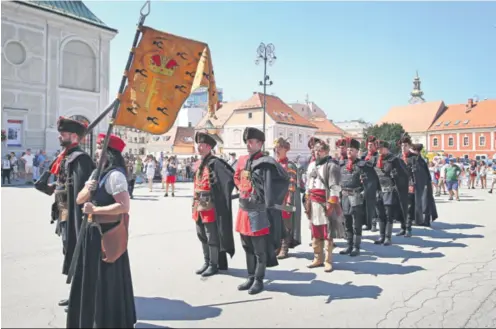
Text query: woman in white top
479 161 488 189
145 155 156 192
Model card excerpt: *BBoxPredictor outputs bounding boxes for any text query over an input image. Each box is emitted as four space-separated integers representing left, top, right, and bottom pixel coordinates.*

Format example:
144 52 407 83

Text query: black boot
384 223 393 246
396 227 406 236
248 278 264 295
238 254 256 291
248 259 266 295
195 243 210 275
350 235 361 257
405 229 412 238
371 218 378 232
374 222 385 245
201 246 219 277
339 237 353 255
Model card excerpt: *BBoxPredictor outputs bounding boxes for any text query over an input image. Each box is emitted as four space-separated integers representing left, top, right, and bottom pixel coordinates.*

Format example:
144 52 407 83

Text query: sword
231 194 296 212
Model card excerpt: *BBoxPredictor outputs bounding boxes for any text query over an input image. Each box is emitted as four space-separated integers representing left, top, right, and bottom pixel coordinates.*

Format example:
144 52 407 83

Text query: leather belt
239 198 266 212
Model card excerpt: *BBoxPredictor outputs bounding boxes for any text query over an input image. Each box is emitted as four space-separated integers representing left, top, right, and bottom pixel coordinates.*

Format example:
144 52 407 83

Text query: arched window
62 40 97 91
69 115 93 156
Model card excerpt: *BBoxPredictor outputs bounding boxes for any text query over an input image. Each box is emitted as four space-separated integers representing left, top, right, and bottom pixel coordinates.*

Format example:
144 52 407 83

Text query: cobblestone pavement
1 182 495 328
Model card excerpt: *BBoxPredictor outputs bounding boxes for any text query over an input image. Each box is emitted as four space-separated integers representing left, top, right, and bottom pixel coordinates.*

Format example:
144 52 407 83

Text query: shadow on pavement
266 280 382 303
412 230 484 241
135 322 171 328
386 235 468 250
225 268 317 282
334 260 425 276
431 222 484 230
359 242 445 263
135 297 221 321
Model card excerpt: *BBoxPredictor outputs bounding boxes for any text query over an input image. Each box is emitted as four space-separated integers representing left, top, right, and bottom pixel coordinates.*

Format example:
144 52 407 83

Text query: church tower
409 71 426 104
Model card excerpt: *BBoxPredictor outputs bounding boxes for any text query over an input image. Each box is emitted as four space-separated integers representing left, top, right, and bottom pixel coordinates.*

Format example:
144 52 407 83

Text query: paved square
1 183 495 328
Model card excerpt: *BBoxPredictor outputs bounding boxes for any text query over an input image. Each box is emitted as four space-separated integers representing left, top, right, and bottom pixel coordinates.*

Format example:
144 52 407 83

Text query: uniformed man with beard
234 127 288 295
338 138 379 256
336 138 347 161
37 117 94 311
372 140 409 246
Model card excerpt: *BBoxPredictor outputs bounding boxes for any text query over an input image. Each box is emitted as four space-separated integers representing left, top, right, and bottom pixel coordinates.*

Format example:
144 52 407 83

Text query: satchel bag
99 214 129 263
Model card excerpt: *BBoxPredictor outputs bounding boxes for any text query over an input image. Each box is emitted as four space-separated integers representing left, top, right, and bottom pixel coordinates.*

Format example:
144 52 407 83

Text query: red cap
97 133 126 152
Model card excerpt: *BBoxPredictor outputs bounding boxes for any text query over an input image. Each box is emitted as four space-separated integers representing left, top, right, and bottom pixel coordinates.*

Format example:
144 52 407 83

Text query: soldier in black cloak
338 138 380 256
35 117 94 311
396 135 438 237
361 135 380 231
372 140 409 246
192 131 236 277
234 127 289 295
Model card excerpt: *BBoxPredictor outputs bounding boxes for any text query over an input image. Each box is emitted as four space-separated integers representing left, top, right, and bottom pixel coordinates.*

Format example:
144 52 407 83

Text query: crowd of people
18 115 495 328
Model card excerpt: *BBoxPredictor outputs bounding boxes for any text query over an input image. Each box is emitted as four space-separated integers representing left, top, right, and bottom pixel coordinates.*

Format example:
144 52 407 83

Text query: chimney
467 98 474 108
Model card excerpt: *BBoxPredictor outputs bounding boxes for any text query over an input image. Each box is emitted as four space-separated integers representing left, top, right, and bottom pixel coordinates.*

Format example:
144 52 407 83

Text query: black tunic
61 147 94 275
67 168 136 328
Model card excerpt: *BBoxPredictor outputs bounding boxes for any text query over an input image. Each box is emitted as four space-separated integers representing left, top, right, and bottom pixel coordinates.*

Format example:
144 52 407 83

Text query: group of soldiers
191 127 438 295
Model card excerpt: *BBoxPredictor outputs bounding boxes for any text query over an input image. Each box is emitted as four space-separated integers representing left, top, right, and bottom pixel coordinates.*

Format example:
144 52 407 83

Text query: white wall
175 106 205 128
1 1 116 155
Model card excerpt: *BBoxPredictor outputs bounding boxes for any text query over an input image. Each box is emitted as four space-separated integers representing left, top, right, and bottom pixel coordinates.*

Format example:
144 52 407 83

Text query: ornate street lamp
255 42 276 150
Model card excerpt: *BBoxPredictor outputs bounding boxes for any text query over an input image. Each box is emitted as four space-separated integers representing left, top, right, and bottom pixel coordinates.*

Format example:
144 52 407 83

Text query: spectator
32 150 40 181
164 155 177 197
479 161 488 189
37 150 49 177
228 152 237 169
21 149 34 183
145 154 156 192
437 159 448 195
9 152 18 181
2 154 12 185
468 160 477 189
445 158 462 201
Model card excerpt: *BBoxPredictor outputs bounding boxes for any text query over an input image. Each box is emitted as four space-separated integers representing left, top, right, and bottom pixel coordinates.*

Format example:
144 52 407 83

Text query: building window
288 132 294 144
188 122 192 127
463 136 469 146
479 136 486 146
298 134 303 143
448 137 454 147
433 138 438 147
61 40 97 92
233 129 241 144
248 113 252 119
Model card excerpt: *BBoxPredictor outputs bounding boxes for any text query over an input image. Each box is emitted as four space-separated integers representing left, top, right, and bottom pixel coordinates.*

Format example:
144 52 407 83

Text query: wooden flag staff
66 0 151 284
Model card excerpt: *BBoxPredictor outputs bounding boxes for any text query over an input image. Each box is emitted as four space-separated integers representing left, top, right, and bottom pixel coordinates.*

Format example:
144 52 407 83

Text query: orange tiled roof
428 99 496 131
377 100 446 132
196 101 244 129
310 118 345 135
173 126 195 147
237 93 316 129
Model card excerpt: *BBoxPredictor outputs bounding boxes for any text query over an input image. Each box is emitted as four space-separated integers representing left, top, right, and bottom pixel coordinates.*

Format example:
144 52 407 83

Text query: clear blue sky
86 1 496 123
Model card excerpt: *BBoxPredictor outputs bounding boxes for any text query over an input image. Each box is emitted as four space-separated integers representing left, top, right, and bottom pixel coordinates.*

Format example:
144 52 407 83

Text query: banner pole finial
140 0 151 18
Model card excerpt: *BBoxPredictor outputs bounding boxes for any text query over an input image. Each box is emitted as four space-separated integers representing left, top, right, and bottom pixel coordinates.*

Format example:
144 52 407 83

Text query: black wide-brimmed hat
195 132 217 148
57 116 87 136
243 127 265 144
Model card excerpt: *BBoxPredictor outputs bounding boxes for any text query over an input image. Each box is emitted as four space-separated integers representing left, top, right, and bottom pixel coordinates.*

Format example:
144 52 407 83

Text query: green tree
362 123 406 154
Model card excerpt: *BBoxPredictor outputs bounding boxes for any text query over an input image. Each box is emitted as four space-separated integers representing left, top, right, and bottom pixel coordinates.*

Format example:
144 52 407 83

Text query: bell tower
409 71 426 104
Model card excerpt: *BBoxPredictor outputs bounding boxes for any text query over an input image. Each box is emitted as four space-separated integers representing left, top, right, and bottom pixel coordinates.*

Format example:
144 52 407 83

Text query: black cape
286 161 302 248
418 156 438 224
251 155 289 267
357 160 380 228
207 156 236 270
61 147 95 276
386 154 409 221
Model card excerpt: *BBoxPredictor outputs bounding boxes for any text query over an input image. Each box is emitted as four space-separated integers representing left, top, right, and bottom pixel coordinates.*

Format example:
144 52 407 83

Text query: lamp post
255 42 276 151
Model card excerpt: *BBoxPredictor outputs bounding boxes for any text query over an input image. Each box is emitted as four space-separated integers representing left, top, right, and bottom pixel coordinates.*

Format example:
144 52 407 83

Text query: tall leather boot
201 246 219 277
248 258 266 295
384 223 393 246
405 217 413 237
339 235 353 255
277 238 289 259
396 222 406 236
195 243 210 275
307 238 324 268
371 218 378 232
350 235 361 257
238 254 256 291
324 240 334 273
374 221 385 245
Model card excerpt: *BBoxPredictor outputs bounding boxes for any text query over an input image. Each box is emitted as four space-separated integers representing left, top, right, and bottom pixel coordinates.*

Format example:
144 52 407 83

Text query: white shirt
145 161 155 177
2 160 11 169
104 170 128 195
440 164 449 178
22 154 34 166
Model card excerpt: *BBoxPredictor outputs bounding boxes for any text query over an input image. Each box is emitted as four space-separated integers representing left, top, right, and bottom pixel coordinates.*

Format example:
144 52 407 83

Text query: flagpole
66 0 151 284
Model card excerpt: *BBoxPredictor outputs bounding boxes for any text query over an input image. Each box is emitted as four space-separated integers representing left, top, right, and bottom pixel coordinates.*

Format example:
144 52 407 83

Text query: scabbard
66 214 89 284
